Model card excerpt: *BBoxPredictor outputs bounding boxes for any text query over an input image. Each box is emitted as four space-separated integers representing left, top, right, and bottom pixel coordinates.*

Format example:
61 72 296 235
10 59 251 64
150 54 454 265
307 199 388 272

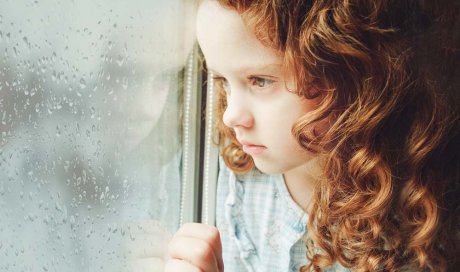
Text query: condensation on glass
0 0 197 271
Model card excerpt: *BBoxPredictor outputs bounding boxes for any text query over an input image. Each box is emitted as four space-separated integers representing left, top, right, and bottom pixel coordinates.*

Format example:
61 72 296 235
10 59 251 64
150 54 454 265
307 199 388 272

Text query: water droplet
70 215 76 228
51 70 57 82
64 160 70 172
90 107 96 119
62 206 68 221
116 55 124 67
122 76 128 90
79 78 86 89
22 36 31 50
55 202 62 212
82 169 87 184
1 111 6 125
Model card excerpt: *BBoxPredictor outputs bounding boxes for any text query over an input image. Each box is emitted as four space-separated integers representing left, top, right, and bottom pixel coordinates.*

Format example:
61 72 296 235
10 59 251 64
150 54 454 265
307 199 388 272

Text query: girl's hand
165 223 224 272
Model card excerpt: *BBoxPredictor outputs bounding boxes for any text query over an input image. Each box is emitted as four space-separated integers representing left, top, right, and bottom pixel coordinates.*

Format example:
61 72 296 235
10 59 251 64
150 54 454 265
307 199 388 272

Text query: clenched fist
165 223 224 272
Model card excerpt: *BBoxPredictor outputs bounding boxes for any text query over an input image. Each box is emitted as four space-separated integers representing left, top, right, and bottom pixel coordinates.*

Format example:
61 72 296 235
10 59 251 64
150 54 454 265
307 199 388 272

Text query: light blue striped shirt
216 161 348 272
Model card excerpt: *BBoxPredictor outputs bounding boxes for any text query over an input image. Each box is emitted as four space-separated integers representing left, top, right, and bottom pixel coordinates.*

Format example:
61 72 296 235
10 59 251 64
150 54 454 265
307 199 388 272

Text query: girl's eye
249 76 274 88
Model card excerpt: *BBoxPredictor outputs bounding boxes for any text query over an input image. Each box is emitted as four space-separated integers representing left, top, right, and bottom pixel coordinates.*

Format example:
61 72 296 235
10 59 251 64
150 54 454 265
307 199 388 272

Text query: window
0 1 208 271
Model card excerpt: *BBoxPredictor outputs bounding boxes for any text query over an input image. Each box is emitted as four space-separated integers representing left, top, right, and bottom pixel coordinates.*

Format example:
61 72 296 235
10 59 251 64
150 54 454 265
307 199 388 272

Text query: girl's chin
252 160 285 175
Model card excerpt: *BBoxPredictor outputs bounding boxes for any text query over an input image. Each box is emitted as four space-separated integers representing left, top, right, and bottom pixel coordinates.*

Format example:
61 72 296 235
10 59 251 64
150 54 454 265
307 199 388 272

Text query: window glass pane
0 0 196 271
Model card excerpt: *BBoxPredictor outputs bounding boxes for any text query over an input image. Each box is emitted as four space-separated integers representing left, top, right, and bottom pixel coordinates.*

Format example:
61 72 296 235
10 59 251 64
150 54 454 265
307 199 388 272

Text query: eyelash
248 76 275 88
211 75 275 91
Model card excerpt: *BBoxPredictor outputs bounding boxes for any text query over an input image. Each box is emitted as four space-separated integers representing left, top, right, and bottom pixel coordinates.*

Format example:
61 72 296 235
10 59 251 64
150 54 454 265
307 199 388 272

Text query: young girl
166 0 459 271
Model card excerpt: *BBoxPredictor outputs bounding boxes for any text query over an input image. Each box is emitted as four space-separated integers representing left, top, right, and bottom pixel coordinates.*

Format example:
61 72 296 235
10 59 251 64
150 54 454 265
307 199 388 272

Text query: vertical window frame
179 44 202 225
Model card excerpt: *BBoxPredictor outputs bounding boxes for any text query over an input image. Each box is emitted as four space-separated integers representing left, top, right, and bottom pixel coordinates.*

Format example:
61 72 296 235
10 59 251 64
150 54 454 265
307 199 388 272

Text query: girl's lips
242 145 267 155
240 141 267 156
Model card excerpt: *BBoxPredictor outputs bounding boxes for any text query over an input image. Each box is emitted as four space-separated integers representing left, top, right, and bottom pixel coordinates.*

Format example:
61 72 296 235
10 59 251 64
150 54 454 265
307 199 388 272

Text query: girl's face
197 1 322 175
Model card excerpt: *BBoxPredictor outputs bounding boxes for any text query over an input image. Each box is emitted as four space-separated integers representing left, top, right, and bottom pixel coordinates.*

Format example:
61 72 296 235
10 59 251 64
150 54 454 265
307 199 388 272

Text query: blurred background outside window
0 0 199 271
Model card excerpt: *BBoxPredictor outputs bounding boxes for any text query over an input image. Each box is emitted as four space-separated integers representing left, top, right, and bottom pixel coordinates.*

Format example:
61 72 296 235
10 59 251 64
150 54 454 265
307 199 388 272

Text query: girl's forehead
197 1 284 74
196 1 251 42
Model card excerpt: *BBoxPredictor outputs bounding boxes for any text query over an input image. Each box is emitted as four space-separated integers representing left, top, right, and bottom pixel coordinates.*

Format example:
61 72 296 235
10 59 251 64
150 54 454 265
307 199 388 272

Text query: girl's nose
222 93 254 129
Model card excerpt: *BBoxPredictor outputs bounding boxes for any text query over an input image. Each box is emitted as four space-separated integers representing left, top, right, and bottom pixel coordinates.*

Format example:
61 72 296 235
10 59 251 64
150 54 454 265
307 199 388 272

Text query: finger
175 223 223 271
164 259 202 272
168 235 219 272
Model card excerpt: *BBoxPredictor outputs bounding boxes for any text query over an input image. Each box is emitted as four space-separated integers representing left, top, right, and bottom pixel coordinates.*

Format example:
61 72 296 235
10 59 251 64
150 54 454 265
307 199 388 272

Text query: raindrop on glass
79 78 86 89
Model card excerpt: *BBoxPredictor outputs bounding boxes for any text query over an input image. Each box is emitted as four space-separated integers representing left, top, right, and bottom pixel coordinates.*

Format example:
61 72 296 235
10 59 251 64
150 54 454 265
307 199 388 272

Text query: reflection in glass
0 0 196 271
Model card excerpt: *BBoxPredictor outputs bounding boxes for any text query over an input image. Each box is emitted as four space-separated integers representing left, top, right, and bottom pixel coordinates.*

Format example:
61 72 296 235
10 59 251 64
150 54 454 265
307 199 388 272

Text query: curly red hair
212 0 460 271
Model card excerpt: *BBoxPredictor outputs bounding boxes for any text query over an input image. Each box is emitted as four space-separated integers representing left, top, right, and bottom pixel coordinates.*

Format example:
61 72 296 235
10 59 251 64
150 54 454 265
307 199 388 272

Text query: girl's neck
282 156 324 212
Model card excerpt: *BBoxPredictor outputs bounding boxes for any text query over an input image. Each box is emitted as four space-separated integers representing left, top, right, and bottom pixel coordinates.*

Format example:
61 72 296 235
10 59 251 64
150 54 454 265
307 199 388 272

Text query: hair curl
213 0 460 271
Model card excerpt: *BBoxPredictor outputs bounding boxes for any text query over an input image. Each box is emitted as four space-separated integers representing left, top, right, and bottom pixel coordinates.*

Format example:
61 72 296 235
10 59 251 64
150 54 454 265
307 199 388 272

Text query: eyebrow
207 63 283 76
